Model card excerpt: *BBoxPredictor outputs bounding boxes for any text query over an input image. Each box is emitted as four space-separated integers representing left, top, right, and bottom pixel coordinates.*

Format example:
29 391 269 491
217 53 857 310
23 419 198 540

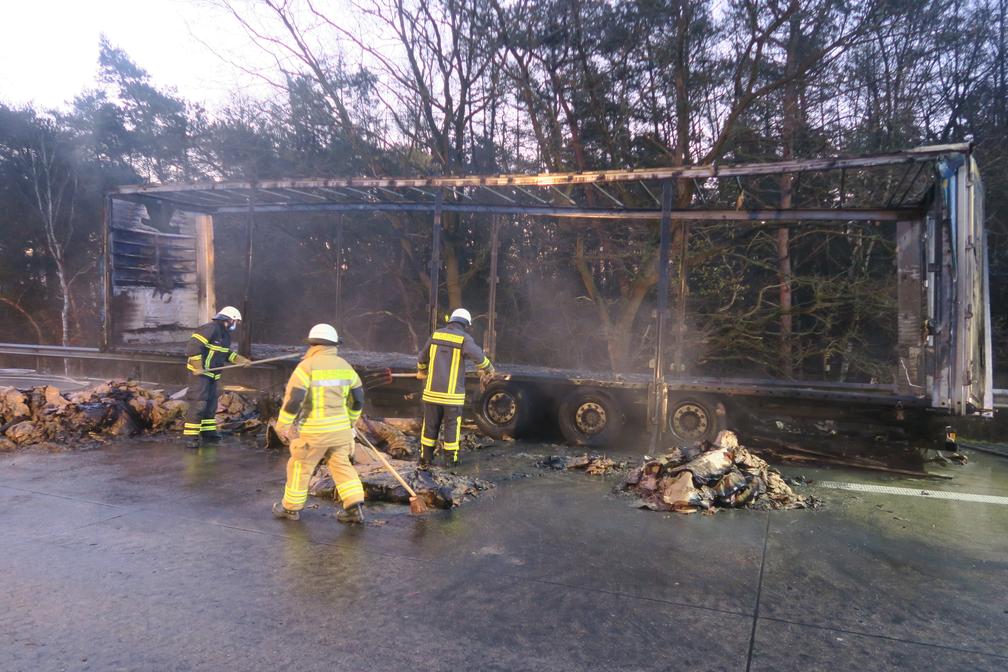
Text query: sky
0 0 277 110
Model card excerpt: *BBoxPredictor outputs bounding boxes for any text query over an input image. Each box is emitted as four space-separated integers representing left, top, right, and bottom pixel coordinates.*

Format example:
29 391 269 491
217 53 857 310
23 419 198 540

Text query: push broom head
409 495 429 515
351 428 429 515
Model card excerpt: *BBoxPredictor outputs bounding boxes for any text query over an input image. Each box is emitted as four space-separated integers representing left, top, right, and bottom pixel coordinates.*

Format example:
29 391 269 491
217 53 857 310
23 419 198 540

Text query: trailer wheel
474 381 532 440
666 393 726 445
558 389 624 447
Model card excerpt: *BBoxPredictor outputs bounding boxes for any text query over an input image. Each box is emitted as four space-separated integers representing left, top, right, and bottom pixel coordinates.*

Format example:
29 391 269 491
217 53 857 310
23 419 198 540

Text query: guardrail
0 342 175 365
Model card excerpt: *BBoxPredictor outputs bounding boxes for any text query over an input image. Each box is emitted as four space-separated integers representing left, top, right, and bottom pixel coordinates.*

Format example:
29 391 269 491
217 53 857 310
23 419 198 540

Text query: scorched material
309 446 492 509
0 381 262 449
625 430 817 513
359 417 418 458
538 453 626 475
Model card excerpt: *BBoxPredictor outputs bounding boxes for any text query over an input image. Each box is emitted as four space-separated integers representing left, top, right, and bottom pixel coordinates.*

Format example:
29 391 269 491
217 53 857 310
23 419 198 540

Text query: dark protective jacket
275 345 364 436
417 321 493 406
186 319 240 380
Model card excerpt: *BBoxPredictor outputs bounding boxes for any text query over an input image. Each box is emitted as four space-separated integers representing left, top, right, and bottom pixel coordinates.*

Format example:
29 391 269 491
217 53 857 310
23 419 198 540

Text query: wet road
1 436 1006 671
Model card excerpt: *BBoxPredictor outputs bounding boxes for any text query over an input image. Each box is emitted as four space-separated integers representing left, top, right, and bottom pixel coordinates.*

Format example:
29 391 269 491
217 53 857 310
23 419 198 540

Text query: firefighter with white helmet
272 324 367 524
416 308 495 468
182 306 250 448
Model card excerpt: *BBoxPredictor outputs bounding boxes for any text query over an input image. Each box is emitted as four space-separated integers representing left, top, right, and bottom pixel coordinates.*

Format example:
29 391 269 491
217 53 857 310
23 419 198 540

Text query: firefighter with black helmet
416 308 495 468
182 306 251 448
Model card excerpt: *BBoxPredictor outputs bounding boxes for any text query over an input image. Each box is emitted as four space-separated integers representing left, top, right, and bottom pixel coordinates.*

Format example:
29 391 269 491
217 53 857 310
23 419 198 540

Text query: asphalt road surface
2 434 1006 671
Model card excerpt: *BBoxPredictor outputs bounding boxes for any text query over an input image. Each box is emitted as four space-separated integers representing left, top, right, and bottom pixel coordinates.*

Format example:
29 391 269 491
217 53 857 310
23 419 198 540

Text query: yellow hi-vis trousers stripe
443 413 462 450
443 413 462 463
336 478 365 507
283 459 309 510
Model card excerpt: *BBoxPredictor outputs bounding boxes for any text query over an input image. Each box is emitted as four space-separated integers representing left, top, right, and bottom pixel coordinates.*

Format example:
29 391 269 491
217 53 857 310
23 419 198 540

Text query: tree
96 37 198 181
0 107 86 347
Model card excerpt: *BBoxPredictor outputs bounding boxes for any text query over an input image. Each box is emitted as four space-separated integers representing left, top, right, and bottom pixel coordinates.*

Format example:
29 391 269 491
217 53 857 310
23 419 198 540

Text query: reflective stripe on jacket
417 322 492 405
276 345 363 434
185 320 239 379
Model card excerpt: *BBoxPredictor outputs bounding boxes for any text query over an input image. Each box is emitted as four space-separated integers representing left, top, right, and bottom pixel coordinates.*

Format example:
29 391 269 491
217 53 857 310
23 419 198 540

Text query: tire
473 380 533 440
666 393 726 445
557 389 625 447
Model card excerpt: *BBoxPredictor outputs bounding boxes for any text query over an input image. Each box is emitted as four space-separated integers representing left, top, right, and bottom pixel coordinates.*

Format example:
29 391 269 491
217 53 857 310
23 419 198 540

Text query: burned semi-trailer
0 143 990 449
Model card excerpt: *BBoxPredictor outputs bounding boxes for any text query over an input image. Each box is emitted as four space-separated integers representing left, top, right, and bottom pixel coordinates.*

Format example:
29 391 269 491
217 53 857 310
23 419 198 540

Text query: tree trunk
57 266 70 347
57 267 70 375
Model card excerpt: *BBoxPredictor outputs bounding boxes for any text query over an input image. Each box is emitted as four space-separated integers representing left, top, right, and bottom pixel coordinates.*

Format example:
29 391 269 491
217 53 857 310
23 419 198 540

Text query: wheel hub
671 402 709 440
574 401 607 435
486 391 517 425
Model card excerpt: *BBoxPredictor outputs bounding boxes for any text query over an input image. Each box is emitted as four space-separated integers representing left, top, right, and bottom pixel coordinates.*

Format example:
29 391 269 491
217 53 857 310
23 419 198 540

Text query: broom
353 429 430 515
206 353 303 372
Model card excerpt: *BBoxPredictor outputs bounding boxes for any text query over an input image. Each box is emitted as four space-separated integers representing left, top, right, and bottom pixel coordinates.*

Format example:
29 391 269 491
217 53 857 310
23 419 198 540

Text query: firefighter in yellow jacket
416 308 495 468
272 323 367 524
183 306 250 448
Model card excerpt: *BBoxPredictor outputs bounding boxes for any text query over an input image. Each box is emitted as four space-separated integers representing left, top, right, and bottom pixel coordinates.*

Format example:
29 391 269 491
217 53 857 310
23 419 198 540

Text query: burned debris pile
358 417 418 458
215 390 266 434
0 382 183 449
0 381 261 450
309 456 493 509
625 431 818 513
538 453 627 475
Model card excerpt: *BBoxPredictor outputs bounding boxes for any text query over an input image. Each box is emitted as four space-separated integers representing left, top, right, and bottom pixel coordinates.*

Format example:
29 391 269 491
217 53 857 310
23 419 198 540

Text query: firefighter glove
232 354 252 367
416 370 428 381
275 422 295 444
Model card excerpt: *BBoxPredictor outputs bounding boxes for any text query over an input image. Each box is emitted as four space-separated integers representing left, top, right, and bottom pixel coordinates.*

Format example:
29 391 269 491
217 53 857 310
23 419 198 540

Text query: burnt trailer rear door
102 198 216 348
930 155 992 416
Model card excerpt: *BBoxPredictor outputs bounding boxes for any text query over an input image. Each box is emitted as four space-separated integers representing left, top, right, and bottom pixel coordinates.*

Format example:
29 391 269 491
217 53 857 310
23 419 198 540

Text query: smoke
120 193 898 385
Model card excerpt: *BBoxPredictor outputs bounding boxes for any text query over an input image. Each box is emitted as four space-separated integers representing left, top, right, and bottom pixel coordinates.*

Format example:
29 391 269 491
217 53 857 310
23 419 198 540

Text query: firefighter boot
272 501 301 521
418 443 432 470
442 447 459 468
185 437 200 450
336 503 364 524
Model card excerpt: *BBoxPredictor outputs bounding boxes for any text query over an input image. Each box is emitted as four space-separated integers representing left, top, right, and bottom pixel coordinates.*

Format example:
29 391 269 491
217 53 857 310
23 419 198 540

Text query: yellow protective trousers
281 430 365 511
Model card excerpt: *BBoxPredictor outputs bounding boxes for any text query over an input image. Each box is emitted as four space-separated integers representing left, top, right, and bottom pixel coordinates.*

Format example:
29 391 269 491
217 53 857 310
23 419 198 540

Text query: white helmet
214 306 242 322
449 308 472 326
308 323 341 345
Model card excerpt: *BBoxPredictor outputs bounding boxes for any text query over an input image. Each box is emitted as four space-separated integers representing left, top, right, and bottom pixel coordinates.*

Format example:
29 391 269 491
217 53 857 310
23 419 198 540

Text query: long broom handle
205 353 302 372
353 429 420 498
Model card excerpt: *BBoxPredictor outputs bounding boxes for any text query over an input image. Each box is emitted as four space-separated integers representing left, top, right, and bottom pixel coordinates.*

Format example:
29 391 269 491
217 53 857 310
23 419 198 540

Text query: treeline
0 0 1006 381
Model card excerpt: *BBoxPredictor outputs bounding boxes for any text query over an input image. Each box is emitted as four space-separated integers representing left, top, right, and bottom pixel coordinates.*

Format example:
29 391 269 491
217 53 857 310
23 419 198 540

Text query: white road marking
816 481 1008 506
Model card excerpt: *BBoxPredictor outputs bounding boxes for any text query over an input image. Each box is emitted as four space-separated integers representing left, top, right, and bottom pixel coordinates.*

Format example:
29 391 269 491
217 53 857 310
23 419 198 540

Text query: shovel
353 428 430 515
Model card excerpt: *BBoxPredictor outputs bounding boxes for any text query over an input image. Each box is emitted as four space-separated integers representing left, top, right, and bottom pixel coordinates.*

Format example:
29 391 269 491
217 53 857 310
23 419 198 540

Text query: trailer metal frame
81 142 995 443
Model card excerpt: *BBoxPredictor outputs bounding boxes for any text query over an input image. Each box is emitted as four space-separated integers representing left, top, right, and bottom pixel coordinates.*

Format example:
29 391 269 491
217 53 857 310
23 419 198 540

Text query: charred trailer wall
107 199 215 346
896 219 925 393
